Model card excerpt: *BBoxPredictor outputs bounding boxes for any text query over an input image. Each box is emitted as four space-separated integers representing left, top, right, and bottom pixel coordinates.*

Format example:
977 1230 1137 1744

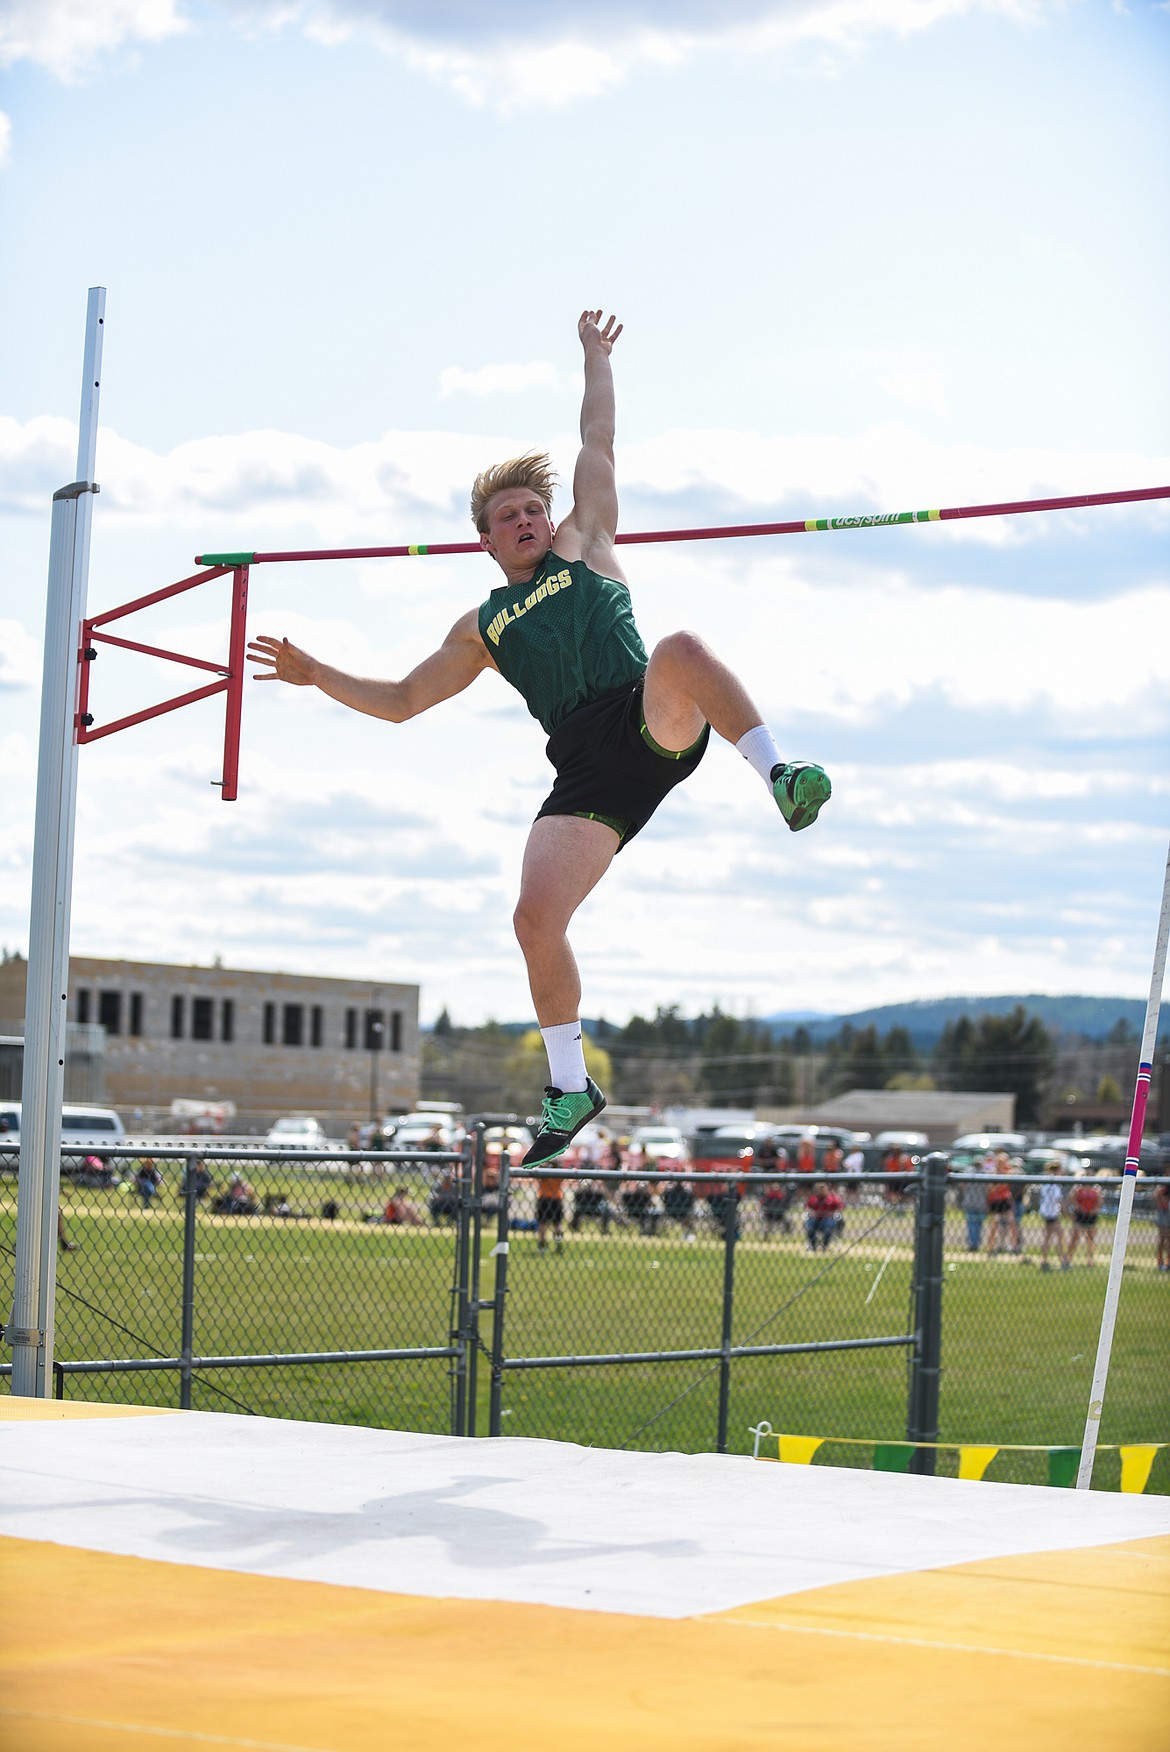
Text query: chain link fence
0 1140 472 1431
936 1171 1170 1489
484 1166 921 1455
2 1142 1166 1487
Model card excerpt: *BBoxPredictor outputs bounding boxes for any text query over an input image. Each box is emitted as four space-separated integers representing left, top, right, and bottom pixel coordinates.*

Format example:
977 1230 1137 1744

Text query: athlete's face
481 488 554 576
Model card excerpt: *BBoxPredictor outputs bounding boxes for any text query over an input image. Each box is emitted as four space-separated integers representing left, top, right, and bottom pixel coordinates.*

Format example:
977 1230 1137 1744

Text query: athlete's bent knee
651 629 709 675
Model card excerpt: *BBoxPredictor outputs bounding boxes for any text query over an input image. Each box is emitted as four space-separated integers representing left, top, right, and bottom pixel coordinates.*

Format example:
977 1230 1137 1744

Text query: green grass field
2 1164 1166 1492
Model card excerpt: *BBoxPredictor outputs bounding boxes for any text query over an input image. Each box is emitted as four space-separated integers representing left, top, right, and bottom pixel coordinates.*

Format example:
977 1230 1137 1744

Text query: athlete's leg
641 630 759 750
642 630 831 831
514 815 615 1169
513 814 620 1027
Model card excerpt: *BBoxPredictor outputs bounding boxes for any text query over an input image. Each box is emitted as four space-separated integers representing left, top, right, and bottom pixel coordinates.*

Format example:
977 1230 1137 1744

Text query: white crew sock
736 724 783 788
541 1020 587 1093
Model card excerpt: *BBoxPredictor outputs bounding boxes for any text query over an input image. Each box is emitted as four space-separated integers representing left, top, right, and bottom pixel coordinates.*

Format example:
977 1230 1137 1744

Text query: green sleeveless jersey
478 550 648 734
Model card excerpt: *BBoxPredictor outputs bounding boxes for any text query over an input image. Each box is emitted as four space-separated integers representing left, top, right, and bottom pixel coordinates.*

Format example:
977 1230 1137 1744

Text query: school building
0 953 419 1132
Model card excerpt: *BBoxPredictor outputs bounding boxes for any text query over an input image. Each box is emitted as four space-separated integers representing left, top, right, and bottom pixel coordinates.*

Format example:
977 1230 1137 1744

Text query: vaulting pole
1076 837 1170 1488
8 288 104 1396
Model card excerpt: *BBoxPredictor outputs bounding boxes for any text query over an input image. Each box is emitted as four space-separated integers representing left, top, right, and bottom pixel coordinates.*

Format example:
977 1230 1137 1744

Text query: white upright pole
8 288 105 1397
1075 835 1170 1489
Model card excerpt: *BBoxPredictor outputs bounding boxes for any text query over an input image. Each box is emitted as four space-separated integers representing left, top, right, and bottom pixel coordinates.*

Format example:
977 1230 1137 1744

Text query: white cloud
0 111 11 168
0 622 39 690
275 0 1065 111
438 361 561 398
0 0 187 79
3 413 1163 551
7 0 1065 104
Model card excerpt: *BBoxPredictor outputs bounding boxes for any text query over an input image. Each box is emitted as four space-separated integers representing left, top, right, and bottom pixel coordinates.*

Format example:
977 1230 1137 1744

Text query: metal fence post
179 1153 198 1410
487 1150 512 1438
907 1152 947 1473
465 1126 486 1437
715 1185 739 1454
451 1132 475 1437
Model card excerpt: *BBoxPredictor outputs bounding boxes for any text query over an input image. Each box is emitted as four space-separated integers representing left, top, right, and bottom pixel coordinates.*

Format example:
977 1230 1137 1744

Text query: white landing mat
2 1410 1167 1618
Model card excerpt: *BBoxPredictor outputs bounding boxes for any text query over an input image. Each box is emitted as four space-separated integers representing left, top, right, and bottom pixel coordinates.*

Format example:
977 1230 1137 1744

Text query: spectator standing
1036 1162 1067 1271
795 1135 816 1176
805 1181 844 1251
1154 1181 1170 1273
536 1173 565 1252
822 1142 843 1178
990 1150 1021 1252
1007 1154 1026 1251
842 1142 865 1203
881 1144 904 1205
986 1167 1015 1255
959 1172 988 1253
1066 1178 1103 1266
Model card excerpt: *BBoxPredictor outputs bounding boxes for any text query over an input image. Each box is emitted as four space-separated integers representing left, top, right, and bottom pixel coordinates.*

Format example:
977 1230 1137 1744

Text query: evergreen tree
934 1007 1053 1124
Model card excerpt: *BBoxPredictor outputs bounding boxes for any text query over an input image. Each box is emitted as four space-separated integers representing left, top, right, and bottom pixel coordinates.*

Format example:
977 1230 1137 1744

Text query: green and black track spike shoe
521 1079 607 1169
771 761 831 832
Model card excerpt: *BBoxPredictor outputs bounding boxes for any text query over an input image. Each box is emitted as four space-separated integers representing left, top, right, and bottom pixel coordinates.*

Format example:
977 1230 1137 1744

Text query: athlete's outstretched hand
579 309 622 354
247 634 318 686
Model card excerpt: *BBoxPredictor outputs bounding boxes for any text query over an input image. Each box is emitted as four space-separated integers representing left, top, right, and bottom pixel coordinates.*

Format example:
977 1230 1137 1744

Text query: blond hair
470 452 558 533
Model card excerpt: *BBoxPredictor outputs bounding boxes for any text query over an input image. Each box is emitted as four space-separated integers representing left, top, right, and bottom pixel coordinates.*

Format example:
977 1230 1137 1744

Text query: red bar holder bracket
76 563 249 801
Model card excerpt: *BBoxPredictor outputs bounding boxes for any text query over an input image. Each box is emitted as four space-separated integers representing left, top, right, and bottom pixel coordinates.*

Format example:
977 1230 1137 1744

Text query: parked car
688 1127 762 1191
1022 1145 1089 1176
628 1124 689 1170
874 1129 931 1151
0 1102 127 1180
264 1116 332 1153
386 1112 462 1153
950 1131 1029 1155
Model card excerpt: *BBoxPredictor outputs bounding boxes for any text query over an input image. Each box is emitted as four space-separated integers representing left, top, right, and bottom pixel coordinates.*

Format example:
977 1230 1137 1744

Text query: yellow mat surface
0 1396 181 1422
2 1532 1166 1752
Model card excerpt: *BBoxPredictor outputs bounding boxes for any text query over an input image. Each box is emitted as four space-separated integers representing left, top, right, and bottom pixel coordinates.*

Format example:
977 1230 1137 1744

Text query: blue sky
1 0 1168 1027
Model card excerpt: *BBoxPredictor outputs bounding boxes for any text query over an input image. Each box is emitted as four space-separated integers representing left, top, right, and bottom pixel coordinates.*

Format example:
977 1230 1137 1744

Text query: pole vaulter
7 292 1169 1400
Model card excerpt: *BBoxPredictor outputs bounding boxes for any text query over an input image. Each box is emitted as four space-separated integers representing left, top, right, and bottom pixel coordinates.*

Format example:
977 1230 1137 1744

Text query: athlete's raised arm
554 310 627 583
247 607 493 723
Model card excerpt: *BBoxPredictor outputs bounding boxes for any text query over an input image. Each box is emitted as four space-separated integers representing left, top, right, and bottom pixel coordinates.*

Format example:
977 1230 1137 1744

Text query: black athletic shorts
536 678 709 849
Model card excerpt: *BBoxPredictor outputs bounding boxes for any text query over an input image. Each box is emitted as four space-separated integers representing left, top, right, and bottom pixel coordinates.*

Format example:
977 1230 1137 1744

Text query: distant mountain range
762 994 1168 1047
443 994 1166 1046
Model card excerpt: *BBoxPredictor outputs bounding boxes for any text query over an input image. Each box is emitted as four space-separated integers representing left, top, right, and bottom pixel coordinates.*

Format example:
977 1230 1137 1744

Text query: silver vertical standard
8 288 105 1397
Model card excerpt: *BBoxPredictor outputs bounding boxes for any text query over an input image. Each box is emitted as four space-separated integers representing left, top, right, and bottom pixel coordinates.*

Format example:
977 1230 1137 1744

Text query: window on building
98 991 121 1035
390 1010 403 1053
76 989 91 1025
129 993 143 1037
221 999 234 1043
263 1002 276 1046
310 1005 323 1048
364 1009 385 1052
282 1003 303 1047
345 1008 357 1050
171 996 185 1040
192 997 214 1041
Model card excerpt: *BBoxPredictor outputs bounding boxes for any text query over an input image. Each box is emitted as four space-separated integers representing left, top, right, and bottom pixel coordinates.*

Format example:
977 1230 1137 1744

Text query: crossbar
195 483 1170 568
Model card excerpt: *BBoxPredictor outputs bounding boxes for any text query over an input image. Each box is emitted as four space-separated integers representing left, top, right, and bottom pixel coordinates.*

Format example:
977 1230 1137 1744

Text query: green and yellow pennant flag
752 1426 1167 1493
